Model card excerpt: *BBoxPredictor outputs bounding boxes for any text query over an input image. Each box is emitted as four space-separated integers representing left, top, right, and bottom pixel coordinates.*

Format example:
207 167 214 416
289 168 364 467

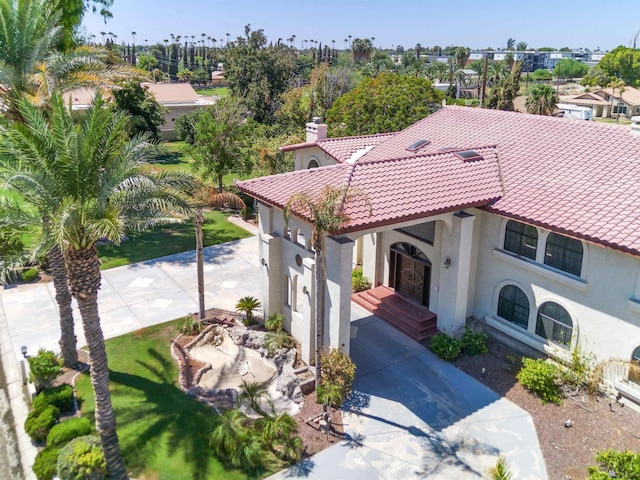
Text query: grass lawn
75 321 249 480
195 87 229 97
594 117 632 125
97 210 251 270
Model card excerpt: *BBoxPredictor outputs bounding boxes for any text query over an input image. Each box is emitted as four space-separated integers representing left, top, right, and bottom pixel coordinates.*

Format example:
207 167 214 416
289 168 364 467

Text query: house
560 86 640 119
64 82 216 140
238 107 640 404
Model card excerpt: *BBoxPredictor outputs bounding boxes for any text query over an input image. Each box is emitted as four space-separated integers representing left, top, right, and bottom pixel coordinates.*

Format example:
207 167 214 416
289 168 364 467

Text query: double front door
390 243 431 306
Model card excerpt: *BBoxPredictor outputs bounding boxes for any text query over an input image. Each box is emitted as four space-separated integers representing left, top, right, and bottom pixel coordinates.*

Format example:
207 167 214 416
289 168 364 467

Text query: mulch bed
454 338 640 479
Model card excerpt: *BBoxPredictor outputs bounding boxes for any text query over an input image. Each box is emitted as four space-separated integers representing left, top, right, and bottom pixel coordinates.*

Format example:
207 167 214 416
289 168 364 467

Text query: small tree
526 84 558 115
28 350 63 392
111 81 166 140
236 296 261 325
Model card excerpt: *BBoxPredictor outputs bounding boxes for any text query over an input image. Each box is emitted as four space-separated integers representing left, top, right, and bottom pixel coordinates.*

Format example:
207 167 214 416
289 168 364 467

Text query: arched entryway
389 242 431 307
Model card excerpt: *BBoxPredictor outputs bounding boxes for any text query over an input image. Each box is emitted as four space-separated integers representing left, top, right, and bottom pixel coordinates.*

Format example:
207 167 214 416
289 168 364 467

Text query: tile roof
279 133 394 163
596 86 640 107
142 82 200 103
241 106 640 256
239 146 504 232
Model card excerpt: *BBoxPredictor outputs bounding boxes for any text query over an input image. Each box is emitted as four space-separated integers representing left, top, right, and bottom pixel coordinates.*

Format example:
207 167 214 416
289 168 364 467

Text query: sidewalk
0 234 260 479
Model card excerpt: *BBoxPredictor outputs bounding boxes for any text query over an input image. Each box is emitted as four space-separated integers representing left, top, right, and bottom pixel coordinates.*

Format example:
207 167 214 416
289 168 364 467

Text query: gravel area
454 338 640 480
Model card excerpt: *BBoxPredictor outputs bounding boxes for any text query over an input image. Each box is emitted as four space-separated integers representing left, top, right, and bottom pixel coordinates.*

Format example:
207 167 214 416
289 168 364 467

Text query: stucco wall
294 147 340 171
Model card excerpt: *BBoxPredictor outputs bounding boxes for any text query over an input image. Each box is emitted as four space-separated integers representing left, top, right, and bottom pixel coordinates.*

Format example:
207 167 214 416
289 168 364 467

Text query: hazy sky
82 0 639 51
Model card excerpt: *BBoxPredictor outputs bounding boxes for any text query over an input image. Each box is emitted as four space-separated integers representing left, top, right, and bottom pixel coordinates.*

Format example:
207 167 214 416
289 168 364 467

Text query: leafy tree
587 450 640 479
223 25 296 123
351 38 373 62
506 38 515 50
0 197 35 286
516 41 528 51
174 109 206 145
56 0 113 52
326 72 443 136
530 68 553 81
285 186 370 385
580 67 611 87
189 97 246 193
111 81 166 140
526 84 558 115
485 61 522 111
0 94 194 480
593 46 640 87
136 53 157 71
553 58 588 80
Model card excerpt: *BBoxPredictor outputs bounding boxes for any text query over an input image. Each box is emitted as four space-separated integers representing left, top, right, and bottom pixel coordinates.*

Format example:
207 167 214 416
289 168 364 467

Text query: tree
516 41 528 51
136 53 157 71
0 197 35 286
553 58 588 80
0 94 194 479
56 0 113 52
210 409 263 470
609 79 626 121
580 67 611 87
526 84 558 115
189 98 246 193
506 38 516 50
485 61 522 111
351 38 373 62
326 72 443 136
255 412 301 462
223 25 296 123
111 81 166 140
593 46 640 87
285 186 370 385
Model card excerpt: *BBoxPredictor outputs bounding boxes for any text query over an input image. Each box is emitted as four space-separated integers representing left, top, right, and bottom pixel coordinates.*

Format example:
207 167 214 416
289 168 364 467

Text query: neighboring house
238 107 640 404
561 86 640 119
65 82 216 140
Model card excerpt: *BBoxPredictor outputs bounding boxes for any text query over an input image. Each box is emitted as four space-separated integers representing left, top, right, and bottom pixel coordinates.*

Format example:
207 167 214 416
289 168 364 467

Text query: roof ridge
318 132 396 144
356 144 499 165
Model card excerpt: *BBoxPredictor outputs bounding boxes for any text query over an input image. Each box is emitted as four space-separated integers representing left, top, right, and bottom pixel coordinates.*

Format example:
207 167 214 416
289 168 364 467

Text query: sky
82 0 639 52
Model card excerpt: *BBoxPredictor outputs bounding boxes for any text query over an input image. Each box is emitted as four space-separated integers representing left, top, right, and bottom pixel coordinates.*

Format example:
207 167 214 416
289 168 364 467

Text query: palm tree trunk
313 238 325 387
195 209 205 320
65 244 128 480
48 244 77 367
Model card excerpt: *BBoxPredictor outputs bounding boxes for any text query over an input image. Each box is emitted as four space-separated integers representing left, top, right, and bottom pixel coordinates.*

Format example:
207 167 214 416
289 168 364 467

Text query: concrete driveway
272 303 547 479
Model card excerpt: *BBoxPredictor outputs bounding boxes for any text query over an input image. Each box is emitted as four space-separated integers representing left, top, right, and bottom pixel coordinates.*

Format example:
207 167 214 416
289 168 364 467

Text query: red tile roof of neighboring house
279 133 394 163
239 146 504 232
240 106 640 256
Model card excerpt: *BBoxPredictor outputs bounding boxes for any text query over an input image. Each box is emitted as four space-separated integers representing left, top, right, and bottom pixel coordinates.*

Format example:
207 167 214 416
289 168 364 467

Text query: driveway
271 303 547 479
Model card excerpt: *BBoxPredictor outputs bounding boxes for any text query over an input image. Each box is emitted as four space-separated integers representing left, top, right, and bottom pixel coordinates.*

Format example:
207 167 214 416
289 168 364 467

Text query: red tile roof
279 133 394 163
240 106 640 256
239 146 504 232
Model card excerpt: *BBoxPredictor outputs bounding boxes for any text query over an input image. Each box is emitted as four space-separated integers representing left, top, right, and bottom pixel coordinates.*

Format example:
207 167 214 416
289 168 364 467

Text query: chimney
631 116 640 137
305 117 327 143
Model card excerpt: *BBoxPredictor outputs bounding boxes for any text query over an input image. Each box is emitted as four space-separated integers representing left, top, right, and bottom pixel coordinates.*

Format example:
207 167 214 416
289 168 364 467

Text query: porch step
352 286 437 342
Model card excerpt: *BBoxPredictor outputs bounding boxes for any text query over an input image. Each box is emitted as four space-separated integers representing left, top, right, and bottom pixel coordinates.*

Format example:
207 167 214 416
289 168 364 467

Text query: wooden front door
390 243 431 306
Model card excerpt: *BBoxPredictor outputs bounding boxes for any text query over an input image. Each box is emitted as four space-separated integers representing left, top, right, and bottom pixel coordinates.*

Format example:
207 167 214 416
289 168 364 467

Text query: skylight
406 139 430 152
454 150 484 162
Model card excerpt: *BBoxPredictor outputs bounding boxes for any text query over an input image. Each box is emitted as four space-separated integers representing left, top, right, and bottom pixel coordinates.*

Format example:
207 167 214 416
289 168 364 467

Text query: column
324 236 355 355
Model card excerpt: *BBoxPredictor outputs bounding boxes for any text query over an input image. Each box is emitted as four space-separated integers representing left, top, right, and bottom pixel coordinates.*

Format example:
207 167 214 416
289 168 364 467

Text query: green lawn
594 117 632 125
75 321 249 480
195 87 229 97
97 210 251 269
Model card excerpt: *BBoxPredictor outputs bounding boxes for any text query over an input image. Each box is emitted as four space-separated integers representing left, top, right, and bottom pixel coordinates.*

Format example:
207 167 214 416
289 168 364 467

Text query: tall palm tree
351 38 373 62
526 84 558 115
0 94 194 479
285 186 370 385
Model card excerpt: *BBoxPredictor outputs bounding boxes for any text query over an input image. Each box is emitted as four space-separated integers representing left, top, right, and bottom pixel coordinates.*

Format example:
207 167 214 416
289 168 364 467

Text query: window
536 302 573 348
497 285 529 329
284 275 292 307
504 220 538 260
544 233 583 276
307 159 319 169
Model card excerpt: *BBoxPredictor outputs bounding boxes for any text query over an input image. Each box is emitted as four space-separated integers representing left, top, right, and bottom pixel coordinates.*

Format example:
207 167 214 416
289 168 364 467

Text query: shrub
33 446 61 480
57 435 107 480
236 296 261 325
25 404 60 443
587 449 640 479
28 349 63 391
430 333 462 361
558 347 595 390
351 266 372 293
177 316 203 336
319 347 356 406
33 384 75 413
264 331 294 356
47 417 92 448
461 328 489 356
264 313 284 333
21 267 39 282
516 357 563 404
488 455 513 480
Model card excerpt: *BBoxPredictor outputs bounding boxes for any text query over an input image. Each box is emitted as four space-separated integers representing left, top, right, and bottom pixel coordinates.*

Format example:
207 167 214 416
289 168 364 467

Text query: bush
516 357 563 404
461 328 489 356
25 404 60 443
33 384 75 413
33 446 61 480
587 449 640 479
264 331 294 356
430 333 462 361
352 267 371 293
177 316 203 336
558 347 595 390
264 313 284 333
319 347 356 406
21 267 39 282
28 349 63 391
57 435 107 480
47 417 92 448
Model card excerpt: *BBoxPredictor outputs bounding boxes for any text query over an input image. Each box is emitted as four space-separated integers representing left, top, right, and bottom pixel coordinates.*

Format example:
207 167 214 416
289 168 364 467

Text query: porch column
324 236 355 355
299 257 316 364
258 204 282 320
437 211 475 333
362 233 378 286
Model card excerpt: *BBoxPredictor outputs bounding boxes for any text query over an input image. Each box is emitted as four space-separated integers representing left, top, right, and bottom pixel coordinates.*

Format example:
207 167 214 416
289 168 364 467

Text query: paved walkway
1 227 546 479
270 303 547 479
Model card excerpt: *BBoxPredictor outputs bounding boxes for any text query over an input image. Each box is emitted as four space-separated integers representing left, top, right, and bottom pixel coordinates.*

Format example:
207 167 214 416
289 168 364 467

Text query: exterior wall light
302 286 309 295
444 257 452 269
261 258 267 267
21 345 28 358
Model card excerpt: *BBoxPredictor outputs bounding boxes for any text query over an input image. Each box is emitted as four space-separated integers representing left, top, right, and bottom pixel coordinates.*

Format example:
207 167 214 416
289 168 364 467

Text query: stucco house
238 106 640 403
560 86 640 119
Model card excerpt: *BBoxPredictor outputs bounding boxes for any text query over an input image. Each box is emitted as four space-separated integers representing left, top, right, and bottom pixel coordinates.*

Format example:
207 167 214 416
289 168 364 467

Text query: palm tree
236 296 262 325
255 412 301 461
609 79 626 121
210 409 263 470
238 380 271 415
0 94 194 479
526 84 558 115
285 186 370 385
488 60 508 86
351 38 373 62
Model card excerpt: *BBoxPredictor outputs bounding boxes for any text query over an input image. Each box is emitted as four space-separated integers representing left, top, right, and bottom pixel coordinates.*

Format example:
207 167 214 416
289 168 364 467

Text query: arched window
536 302 573 348
504 220 538 260
307 159 319 169
497 285 529 329
630 347 640 384
284 275 292 307
544 233 583 276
